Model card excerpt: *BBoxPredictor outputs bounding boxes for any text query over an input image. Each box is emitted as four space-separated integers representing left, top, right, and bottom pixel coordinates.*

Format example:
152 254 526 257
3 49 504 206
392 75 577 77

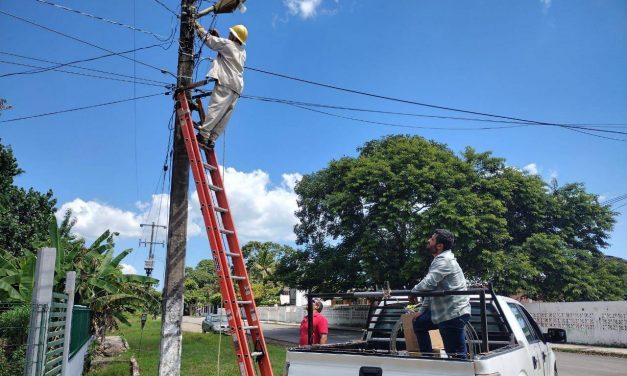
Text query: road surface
182 316 627 375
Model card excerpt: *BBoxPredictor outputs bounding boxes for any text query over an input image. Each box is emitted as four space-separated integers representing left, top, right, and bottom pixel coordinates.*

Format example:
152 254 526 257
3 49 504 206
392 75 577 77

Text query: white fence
258 301 627 346
257 305 370 327
523 301 627 346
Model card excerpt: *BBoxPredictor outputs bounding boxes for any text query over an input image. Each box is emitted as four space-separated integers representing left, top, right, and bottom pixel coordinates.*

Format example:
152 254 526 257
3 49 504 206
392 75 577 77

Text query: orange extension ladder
175 87 273 376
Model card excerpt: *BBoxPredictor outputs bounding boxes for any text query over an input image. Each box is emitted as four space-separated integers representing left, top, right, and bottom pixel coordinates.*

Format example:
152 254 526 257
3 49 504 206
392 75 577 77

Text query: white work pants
199 82 239 141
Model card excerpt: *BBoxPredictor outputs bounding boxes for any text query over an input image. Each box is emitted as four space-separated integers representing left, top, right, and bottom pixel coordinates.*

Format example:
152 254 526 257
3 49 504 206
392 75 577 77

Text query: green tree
288 135 620 300
0 140 56 257
240 241 298 305
184 259 218 313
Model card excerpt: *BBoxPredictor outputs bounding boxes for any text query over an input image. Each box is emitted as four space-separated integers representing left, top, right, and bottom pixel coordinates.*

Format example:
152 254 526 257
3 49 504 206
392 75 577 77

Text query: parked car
202 313 230 334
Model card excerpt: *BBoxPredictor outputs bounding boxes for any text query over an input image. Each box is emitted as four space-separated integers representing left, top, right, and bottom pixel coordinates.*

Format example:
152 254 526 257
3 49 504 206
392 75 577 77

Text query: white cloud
57 167 302 243
223 169 302 242
285 0 323 19
276 0 340 25
120 263 137 275
523 163 539 175
540 0 552 13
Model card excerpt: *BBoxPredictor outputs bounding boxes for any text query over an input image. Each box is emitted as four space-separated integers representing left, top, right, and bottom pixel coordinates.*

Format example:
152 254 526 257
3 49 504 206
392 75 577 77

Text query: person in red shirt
299 298 329 345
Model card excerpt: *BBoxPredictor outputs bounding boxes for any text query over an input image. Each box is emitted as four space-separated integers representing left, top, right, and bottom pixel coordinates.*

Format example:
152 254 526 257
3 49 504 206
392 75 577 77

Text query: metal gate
42 292 69 376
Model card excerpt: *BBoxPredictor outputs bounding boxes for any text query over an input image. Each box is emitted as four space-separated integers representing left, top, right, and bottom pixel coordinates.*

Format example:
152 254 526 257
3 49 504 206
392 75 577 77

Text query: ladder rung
251 352 263 357
243 325 258 330
220 228 234 235
203 162 216 171
237 300 252 305
215 206 228 213
225 251 240 257
208 183 223 192
231 275 245 280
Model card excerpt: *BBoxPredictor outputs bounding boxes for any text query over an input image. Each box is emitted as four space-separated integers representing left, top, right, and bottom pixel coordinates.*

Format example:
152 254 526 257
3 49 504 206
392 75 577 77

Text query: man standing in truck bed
411 229 471 358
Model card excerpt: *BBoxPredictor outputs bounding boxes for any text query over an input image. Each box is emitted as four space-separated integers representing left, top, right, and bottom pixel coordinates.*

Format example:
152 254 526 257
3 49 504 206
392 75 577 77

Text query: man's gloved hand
209 29 220 37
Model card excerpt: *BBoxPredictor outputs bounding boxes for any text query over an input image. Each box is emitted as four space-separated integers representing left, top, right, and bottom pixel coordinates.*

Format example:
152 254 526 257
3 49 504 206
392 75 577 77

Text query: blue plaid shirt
411 250 471 324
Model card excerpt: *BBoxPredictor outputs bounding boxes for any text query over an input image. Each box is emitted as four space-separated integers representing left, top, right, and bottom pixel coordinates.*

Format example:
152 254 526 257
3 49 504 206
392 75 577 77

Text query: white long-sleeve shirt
196 26 246 94
411 250 471 324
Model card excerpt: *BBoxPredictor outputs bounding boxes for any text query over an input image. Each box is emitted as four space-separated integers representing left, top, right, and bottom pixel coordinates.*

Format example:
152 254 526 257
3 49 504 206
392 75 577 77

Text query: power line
603 194 627 206
245 66 627 140
0 9 176 78
0 59 168 87
0 44 171 79
34 0 173 42
150 0 180 18
241 95 528 131
0 51 171 85
242 94 626 129
0 92 169 123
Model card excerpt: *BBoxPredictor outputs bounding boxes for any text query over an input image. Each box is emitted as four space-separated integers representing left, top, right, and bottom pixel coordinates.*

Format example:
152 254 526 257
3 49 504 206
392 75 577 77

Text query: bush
0 305 30 344
0 345 26 376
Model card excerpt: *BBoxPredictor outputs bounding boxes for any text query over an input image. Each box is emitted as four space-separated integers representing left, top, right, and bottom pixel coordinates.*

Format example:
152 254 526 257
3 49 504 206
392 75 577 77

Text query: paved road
259 322 362 345
555 352 627 376
182 317 626 375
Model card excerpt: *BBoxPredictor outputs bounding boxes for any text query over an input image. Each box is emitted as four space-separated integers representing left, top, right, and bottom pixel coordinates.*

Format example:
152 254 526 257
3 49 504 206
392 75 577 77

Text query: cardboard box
401 312 443 353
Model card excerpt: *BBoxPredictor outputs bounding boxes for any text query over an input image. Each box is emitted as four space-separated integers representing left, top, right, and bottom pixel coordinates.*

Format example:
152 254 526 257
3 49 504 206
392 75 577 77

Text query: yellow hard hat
229 24 248 45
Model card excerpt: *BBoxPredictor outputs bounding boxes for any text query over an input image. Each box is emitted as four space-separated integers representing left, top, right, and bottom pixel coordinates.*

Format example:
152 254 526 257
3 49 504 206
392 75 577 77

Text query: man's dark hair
434 229 454 250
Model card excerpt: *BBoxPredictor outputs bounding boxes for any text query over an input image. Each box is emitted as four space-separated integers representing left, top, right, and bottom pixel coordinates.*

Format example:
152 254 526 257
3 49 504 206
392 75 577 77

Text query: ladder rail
176 92 258 376
206 151 274 374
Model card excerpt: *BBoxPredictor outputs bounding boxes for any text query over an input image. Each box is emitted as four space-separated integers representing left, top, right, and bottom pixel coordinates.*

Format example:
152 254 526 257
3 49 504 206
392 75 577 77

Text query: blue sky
1 0 626 284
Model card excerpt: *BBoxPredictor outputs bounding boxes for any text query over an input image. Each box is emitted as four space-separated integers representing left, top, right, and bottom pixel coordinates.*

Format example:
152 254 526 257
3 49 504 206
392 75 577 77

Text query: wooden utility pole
158 0 195 374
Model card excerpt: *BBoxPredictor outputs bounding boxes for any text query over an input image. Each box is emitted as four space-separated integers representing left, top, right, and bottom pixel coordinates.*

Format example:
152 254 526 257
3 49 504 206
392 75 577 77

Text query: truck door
518 305 551 376
508 303 546 376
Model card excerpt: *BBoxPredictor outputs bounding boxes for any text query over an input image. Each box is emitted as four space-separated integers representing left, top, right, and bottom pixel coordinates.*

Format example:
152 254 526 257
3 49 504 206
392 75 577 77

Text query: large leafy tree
0 140 56 257
286 135 621 300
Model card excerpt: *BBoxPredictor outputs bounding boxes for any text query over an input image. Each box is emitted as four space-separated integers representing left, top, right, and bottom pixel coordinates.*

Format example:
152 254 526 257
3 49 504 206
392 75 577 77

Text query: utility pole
158 0 195 374
140 222 166 277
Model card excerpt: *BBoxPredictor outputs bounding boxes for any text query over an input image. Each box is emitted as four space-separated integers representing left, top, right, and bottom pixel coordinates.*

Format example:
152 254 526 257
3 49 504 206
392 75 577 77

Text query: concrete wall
66 336 93 376
523 301 627 346
257 305 370 328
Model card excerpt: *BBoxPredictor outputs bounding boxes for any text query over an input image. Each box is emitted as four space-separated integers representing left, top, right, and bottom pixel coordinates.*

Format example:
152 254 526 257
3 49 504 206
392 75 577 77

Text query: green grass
87 316 288 375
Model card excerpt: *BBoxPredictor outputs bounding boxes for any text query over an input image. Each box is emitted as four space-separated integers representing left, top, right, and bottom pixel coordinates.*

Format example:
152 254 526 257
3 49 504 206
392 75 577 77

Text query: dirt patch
182 322 203 333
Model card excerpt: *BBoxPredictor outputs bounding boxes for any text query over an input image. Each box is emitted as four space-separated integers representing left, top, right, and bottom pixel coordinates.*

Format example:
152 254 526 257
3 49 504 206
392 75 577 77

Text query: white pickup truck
284 287 567 376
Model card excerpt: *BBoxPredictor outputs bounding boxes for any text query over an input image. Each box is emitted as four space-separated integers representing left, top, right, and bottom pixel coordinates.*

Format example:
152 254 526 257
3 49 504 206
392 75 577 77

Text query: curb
552 347 627 359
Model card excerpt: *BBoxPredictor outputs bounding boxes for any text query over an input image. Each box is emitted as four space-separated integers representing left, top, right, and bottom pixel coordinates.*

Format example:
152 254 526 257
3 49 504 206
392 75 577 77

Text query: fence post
24 247 56 376
61 272 76 376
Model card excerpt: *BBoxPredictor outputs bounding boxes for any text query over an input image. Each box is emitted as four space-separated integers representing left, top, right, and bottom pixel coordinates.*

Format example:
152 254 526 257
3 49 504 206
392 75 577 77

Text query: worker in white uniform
194 21 247 150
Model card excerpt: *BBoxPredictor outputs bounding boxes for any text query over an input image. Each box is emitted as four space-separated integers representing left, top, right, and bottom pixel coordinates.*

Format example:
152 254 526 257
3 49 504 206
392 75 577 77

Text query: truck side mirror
544 328 567 343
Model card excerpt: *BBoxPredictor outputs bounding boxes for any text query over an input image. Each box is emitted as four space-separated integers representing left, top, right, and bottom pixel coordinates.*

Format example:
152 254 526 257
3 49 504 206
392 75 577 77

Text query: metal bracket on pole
196 0 247 18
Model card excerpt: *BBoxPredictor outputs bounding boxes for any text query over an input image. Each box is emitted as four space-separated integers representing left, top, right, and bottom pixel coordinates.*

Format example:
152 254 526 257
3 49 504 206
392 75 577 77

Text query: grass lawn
87 316 288 376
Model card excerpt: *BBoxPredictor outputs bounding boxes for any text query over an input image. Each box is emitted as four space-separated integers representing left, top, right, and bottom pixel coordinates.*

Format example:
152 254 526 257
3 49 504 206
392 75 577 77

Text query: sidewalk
551 343 627 358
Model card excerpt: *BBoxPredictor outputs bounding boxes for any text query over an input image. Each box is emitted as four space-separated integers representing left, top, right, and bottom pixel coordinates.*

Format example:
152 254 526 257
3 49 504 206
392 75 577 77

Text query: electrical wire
150 0 180 18
284 102 528 131
0 92 169 123
0 9 176 78
245 66 627 140
0 51 171 85
0 59 167 87
241 94 627 129
0 43 170 79
603 194 627 206
34 0 173 42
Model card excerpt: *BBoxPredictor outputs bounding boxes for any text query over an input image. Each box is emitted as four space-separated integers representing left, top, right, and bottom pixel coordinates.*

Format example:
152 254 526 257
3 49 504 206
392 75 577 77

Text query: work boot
196 133 214 150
